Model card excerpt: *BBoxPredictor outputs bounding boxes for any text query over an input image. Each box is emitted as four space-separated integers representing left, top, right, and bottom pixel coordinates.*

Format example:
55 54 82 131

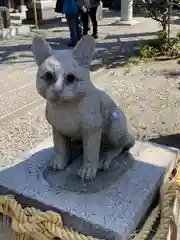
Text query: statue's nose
53 87 61 96
53 80 63 95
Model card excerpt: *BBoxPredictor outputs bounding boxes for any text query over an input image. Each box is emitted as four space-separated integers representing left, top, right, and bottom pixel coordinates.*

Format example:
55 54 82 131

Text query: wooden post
33 0 38 30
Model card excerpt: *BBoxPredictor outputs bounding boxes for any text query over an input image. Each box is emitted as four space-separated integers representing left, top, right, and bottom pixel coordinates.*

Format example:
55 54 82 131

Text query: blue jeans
66 14 82 45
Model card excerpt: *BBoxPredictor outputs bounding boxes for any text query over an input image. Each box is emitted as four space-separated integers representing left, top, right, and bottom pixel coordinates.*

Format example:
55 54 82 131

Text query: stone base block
0 139 178 239
0 25 30 39
17 25 31 35
26 7 58 22
19 5 27 14
10 12 26 21
113 19 140 26
25 0 58 22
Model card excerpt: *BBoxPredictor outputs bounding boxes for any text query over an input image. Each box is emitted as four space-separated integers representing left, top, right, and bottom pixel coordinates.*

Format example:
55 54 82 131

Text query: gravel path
92 60 180 148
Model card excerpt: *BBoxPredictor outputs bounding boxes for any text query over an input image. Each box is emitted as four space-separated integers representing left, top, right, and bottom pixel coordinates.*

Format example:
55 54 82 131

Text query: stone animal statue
32 35 135 181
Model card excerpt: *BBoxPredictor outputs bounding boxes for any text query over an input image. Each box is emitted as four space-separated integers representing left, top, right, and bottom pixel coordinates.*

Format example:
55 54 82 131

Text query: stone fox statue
32 35 135 181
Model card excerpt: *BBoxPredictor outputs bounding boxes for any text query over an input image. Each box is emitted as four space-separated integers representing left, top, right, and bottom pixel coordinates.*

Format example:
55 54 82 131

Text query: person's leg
66 14 78 46
82 11 89 35
89 7 98 39
76 14 82 41
88 15 91 31
79 10 83 26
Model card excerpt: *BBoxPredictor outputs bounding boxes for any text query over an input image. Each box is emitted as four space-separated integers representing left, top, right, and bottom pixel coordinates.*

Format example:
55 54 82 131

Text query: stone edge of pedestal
113 19 140 26
0 25 31 40
0 139 179 240
27 0 57 10
0 138 119 240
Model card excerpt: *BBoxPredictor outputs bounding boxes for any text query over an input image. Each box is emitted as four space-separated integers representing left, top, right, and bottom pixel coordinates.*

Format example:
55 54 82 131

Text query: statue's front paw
77 165 98 181
49 154 68 171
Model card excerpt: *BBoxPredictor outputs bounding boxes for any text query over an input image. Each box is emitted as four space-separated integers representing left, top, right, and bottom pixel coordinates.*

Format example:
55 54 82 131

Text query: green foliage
139 31 180 60
136 0 180 61
137 0 170 30
139 45 158 59
176 31 180 40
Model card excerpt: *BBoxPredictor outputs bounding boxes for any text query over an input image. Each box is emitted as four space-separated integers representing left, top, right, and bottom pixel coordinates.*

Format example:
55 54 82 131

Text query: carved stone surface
43 142 134 193
0 25 30 39
0 6 10 29
0 139 178 239
31 35 135 181
26 0 57 22
121 0 133 22
0 16 3 30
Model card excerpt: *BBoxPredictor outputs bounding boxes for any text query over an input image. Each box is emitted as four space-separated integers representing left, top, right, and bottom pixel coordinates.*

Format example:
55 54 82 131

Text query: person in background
55 0 82 47
78 0 100 39
80 10 90 32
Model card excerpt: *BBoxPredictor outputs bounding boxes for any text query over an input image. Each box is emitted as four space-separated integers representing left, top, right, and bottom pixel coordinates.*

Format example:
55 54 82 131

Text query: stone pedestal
25 0 58 22
10 5 27 20
121 0 133 21
0 25 30 39
0 138 178 239
19 4 27 14
112 0 139 26
118 0 139 25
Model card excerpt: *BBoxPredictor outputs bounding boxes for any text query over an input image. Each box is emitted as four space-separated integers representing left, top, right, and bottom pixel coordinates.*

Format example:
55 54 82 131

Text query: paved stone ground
0 9 180 239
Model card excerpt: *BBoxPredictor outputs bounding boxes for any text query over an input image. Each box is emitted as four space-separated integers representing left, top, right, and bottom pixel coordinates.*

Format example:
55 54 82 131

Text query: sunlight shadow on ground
149 134 180 149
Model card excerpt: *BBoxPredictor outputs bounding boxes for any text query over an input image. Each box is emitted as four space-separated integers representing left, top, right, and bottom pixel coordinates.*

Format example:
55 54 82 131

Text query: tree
139 0 169 30
138 0 180 60
137 0 180 40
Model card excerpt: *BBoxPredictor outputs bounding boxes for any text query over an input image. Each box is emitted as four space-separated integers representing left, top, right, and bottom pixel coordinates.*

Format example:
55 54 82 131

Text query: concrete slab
10 12 26 20
0 139 178 240
0 27 17 39
17 25 31 35
0 25 30 39
112 19 140 26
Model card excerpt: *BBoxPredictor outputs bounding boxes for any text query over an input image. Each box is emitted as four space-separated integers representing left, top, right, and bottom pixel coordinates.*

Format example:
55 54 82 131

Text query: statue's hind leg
122 132 135 152
102 119 135 171
101 147 124 171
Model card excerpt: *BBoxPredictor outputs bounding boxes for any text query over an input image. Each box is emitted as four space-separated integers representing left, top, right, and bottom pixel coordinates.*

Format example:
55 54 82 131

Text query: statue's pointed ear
73 35 96 68
31 35 53 66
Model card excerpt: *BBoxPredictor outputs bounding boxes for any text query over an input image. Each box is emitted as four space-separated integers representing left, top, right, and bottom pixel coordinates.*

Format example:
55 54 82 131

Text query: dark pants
66 14 82 45
82 7 98 36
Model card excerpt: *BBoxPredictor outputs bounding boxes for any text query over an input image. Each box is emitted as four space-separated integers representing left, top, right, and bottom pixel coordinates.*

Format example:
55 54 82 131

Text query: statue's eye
43 71 56 85
67 74 76 83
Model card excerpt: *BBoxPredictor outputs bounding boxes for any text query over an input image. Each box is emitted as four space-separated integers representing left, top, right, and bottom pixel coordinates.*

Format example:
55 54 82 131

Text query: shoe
92 34 98 39
68 42 76 47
